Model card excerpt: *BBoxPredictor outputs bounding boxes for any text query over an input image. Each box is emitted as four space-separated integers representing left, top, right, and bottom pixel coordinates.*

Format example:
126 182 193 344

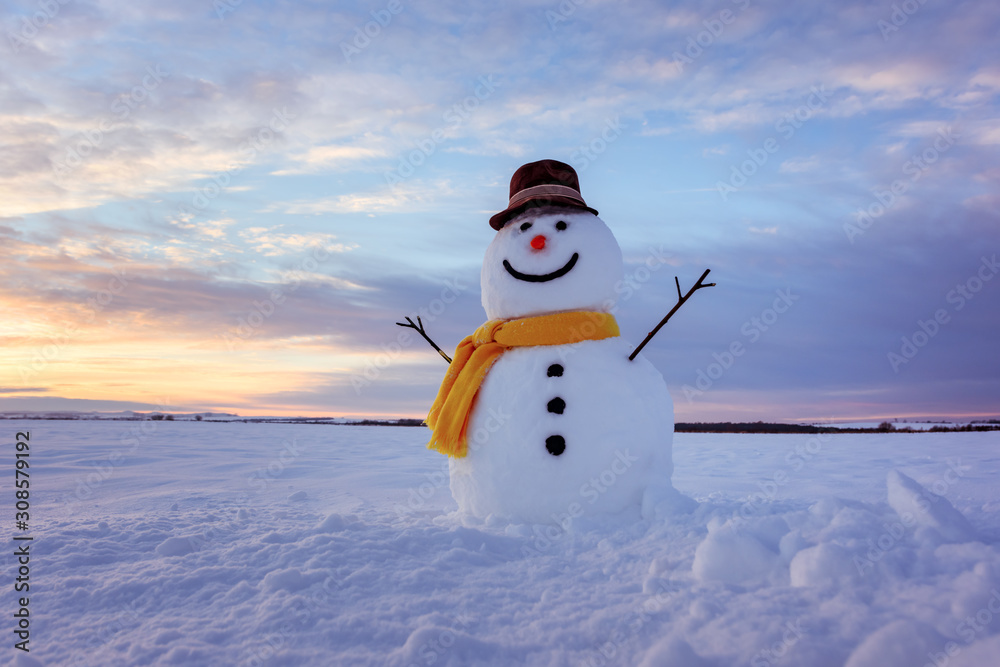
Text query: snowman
400 159 712 524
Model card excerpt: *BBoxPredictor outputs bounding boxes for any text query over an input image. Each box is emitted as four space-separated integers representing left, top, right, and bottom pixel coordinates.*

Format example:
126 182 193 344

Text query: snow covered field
3 420 999 666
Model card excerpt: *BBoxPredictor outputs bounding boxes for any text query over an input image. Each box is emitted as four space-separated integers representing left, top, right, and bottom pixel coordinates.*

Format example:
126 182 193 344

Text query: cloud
271 141 390 176
237 227 357 256
276 180 458 215
702 145 729 157
173 217 237 240
778 156 821 173
0 396 204 414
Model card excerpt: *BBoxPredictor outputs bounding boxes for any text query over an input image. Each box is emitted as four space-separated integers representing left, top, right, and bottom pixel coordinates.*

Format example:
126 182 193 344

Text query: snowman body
448 209 678 523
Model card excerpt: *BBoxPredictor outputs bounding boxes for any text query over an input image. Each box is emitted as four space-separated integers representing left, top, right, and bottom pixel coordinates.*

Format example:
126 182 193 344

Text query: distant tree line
675 421 1000 434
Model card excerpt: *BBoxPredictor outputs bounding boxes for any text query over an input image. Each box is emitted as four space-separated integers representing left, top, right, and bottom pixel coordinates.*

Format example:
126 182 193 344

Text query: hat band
508 184 585 209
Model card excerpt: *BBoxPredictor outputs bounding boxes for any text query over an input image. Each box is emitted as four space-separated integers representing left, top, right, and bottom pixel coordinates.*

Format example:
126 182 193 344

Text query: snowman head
481 207 624 320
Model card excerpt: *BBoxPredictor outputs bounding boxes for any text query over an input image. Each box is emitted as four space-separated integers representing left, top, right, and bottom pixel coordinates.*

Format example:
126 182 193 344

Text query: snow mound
951 635 1000 667
387 624 517 667
13 653 45 667
262 567 326 592
154 535 201 557
844 619 947 667
692 522 780 584
316 513 349 532
638 636 715 667
887 469 978 543
789 542 860 587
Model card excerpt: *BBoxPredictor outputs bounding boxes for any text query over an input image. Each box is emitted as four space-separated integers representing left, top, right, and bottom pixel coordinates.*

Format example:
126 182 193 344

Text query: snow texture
3 421 1000 666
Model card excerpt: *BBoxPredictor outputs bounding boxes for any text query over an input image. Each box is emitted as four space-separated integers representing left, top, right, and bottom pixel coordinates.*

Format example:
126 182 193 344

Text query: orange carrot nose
530 235 546 250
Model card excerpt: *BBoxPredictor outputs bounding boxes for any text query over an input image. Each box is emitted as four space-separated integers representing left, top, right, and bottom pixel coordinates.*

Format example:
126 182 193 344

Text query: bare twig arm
396 316 452 364
628 269 716 361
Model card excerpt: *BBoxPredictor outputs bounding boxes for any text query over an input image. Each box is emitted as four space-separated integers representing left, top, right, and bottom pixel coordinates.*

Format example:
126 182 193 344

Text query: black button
545 435 566 456
547 364 563 377
547 397 565 414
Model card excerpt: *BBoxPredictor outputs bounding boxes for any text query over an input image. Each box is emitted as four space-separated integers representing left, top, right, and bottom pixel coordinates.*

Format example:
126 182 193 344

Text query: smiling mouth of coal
502 253 579 283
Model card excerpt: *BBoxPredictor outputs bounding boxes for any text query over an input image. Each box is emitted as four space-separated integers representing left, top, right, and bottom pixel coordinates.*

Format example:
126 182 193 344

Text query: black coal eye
519 222 533 232
555 220 567 231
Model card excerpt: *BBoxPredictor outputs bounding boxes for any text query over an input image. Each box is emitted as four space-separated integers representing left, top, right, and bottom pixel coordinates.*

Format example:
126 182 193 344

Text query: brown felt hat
489 159 598 230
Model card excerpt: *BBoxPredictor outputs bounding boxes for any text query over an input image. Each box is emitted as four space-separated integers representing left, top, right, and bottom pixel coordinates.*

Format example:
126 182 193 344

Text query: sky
1 0 998 422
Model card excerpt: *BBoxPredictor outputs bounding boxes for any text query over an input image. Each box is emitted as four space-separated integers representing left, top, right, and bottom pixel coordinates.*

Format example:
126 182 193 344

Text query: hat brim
489 196 599 230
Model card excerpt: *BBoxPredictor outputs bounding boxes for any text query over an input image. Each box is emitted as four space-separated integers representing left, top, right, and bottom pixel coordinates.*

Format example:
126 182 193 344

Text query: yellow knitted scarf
426 311 620 457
